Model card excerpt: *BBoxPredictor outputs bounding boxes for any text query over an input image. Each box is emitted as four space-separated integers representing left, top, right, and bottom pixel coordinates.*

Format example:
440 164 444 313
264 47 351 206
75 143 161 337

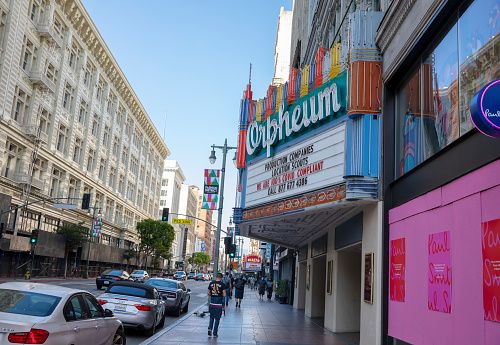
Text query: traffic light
30 230 39 244
224 237 232 253
82 193 91 210
229 244 236 258
161 208 169 221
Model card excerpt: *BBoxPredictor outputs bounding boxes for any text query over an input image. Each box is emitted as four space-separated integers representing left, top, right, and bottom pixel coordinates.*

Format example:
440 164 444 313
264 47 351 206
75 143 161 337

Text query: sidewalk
144 288 354 345
0 277 95 284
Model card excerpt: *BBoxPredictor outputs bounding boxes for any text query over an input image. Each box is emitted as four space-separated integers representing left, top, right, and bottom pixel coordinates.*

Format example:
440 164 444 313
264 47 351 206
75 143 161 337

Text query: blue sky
82 1 293 241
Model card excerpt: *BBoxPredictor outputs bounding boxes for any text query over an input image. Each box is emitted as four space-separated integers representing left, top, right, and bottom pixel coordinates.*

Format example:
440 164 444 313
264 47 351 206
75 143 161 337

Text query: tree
137 219 175 270
56 222 87 279
187 252 211 270
124 248 136 272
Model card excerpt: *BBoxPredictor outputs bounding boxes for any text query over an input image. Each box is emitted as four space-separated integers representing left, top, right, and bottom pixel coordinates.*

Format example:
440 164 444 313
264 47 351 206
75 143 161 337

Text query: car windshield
176 272 184 276
101 270 122 276
132 270 144 274
107 285 151 298
197 274 203 277
0 289 61 317
189 273 195 276
146 280 177 289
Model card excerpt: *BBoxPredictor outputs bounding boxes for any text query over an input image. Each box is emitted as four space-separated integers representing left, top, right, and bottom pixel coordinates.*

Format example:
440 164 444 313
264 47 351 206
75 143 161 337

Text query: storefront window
396 0 500 178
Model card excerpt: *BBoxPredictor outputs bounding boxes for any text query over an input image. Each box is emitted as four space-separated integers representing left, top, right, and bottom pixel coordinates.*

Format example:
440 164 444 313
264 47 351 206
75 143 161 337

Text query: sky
81 1 294 252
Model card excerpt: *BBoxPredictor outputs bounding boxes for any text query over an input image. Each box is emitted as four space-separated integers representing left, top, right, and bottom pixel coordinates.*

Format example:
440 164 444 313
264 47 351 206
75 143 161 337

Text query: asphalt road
39 278 211 345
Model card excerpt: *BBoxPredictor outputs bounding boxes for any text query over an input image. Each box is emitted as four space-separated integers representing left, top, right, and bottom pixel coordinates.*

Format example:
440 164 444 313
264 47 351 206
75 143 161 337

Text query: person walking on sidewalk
258 277 267 300
266 278 274 300
221 272 231 307
233 274 246 308
229 274 235 298
207 272 226 338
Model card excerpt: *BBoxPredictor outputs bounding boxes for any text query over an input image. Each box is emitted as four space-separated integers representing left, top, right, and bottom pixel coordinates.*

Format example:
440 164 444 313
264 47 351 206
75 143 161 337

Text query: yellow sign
172 219 192 225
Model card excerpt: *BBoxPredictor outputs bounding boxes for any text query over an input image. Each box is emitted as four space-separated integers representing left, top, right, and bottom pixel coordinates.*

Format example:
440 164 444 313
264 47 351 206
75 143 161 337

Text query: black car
145 278 190 317
96 269 134 290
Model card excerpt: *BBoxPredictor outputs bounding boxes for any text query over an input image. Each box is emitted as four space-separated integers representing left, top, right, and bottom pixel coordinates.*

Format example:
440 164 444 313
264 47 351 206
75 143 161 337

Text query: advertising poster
202 169 220 210
428 231 451 313
390 238 405 302
364 253 373 303
482 218 500 322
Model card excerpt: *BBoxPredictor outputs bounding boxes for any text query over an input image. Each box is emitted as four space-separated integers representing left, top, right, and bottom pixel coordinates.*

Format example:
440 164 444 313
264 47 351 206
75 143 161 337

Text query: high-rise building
0 0 168 277
190 185 214 258
179 183 196 258
272 7 292 86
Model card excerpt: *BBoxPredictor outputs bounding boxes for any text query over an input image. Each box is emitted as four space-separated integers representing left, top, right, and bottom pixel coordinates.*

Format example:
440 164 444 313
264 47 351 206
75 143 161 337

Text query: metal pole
84 203 97 279
213 139 228 279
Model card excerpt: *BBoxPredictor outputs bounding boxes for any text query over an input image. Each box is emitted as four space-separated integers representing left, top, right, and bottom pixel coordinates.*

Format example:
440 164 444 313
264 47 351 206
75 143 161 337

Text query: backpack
235 278 244 290
267 281 273 289
222 276 230 289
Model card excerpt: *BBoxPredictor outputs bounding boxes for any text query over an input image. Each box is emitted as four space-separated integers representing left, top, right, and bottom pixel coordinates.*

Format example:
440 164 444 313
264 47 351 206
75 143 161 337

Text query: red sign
428 231 452 313
246 255 262 263
482 218 500 322
390 238 405 302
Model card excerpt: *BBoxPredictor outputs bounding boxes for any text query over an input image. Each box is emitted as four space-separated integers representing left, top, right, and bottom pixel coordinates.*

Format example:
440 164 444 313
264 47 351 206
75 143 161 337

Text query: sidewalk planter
277 279 289 304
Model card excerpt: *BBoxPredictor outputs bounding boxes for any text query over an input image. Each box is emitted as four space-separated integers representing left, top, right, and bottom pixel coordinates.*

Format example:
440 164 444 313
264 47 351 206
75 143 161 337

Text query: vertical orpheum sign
390 238 405 302
482 218 500 322
202 169 220 210
428 231 451 313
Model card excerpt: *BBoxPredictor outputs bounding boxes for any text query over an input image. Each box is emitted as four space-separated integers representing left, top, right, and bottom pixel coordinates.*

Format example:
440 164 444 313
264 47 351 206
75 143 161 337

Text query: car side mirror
104 309 114 317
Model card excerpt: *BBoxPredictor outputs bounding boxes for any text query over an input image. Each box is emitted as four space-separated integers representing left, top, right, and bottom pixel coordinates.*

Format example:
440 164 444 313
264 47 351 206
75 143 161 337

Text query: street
31 279 211 345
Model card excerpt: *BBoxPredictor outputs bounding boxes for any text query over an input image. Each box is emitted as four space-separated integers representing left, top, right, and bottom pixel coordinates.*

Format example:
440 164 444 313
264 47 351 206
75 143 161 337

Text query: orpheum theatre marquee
233 45 382 248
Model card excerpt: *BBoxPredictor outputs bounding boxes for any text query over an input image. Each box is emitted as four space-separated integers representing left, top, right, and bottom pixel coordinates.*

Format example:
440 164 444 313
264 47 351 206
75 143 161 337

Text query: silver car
130 270 149 282
98 281 165 336
0 282 125 345
145 278 190 317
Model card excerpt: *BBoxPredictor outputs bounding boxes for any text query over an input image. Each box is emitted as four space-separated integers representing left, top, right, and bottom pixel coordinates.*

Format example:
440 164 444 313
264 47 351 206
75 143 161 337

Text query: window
83 63 92 88
161 190 167 196
56 124 68 153
112 136 119 156
63 83 74 111
12 87 30 124
50 167 63 197
46 63 58 84
91 113 100 136
84 295 103 319
68 177 80 200
20 36 37 73
109 167 116 188
139 166 145 180
115 204 123 224
106 198 114 219
28 0 41 22
78 100 87 124
125 118 132 137
0 10 7 52
159 200 166 206
98 159 105 180
32 157 45 181
118 175 125 194
130 156 138 175
96 78 104 102
73 138 82 163
38 109 51 136
4 142 22 178
68 43 80 71
116 106 124 126
126 182 135 200
162 180 168 187
103 126 110 147
121 146 128 165
395 0 500 178
64 295 88 321
87 149 95 172
0 289 60 317
53 17 63 43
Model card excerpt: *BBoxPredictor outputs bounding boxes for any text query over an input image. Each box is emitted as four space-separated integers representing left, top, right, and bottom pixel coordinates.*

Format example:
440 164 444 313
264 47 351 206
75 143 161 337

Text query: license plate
115 304 126 312
103 281 110 285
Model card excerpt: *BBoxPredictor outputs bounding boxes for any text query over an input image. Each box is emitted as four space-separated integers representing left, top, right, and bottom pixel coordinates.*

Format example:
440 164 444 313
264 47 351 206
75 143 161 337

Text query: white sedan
0 282 125 345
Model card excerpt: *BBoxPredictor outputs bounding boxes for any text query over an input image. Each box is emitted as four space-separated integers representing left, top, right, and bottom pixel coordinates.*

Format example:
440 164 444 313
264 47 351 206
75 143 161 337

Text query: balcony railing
29 71 55 93
12 173 44 190
36 21 62 48
23 125 48 145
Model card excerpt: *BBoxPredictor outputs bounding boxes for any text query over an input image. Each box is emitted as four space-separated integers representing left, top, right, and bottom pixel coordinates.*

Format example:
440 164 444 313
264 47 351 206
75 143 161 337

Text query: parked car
187 272 196 280
96 269 134 290
0 282 125 345
98 281 165 336
130 270 149 282
145 278 191 317
195 273 205 281
173 271 187 281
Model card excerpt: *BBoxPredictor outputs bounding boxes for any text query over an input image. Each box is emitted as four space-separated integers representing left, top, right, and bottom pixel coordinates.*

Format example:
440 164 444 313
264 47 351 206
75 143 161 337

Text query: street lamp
83 202 101 279
209 139 237 279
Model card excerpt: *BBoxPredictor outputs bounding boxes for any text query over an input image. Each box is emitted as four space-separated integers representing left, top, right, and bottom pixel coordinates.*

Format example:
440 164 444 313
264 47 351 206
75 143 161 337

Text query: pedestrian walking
207 272 226 338
222 272 231 307
258 277 267 300
229 274 235 298
233 274 246 308
266 279 274 300
249 276 255 290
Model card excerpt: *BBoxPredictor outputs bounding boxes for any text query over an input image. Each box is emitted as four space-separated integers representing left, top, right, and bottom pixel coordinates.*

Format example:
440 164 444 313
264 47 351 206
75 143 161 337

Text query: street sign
172 219 192 225
54 203 77 210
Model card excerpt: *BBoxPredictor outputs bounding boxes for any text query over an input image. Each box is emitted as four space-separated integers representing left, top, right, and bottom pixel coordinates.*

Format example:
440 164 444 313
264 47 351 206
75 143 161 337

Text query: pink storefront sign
428 231 452 313
482 218 500 322
390 238 405 302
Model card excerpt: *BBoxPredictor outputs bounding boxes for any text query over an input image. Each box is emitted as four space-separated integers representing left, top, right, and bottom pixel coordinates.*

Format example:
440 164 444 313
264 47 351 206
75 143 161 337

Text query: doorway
310 255 327 325
297 261 307 310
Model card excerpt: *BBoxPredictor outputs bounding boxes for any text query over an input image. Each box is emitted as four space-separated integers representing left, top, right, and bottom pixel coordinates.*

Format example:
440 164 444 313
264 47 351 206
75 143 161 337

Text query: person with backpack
258 276 267 300
221 272 231 307
266 278 274 300
233 274 246 308
207 272 226 337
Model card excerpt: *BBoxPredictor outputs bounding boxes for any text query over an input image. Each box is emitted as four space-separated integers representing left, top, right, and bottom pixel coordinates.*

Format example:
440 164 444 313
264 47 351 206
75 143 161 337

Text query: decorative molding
375 0 416 54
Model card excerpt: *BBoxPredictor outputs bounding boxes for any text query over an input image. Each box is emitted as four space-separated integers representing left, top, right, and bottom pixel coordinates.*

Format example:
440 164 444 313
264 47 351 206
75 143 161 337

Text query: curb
139 302 208 345
0 278 95 284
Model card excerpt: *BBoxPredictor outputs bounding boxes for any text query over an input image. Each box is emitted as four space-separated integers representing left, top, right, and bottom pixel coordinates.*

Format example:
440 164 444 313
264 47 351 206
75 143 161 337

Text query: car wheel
113 328 126 345
174 303 181 317
96 285 102 290
145 318 156 337
182 299 189 313
158 312 166 327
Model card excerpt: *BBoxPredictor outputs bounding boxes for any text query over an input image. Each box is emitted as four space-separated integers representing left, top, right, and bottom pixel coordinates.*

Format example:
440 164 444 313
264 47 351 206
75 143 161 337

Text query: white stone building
272 7 292 86
0 0 168 277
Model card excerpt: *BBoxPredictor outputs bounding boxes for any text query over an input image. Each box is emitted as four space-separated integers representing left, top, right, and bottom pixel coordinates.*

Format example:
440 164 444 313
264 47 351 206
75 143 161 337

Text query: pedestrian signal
162 208 169 222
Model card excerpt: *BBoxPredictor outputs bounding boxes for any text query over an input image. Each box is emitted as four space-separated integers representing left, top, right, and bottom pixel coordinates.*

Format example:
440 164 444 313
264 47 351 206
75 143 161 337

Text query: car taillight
115 276 121 280
97 275 101 278
8 329 50 344
97 299 108 305
134 304 151 311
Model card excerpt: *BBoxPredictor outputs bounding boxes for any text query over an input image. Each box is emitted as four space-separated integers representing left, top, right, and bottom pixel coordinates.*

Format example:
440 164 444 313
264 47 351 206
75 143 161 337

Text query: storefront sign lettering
390 238 405 302
428 231 452 313
482 218 500 322
246 83 343 157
